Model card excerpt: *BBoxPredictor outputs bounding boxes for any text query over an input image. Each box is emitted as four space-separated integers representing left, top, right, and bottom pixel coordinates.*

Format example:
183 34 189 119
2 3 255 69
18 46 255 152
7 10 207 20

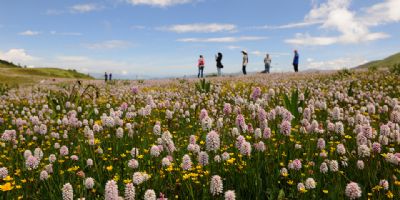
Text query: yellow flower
200 141 205 145
106 166 113 171
299 187 307 193
120 153 126 158
182 174 190 180
67 166 80 172
394 181 400 186
227 158 236 164
287 180 294 185
0 182 13 191
3 176 13 181
166 166 173 172
386 191 394 199
138 155 144 159
323 190 328 194
344 135 352 139
95 139 100 144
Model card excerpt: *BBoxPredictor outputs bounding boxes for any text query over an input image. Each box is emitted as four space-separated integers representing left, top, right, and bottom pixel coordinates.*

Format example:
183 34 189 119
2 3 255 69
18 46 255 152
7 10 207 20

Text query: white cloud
285 33 338 46
70 4 103 13
363 0 400 26
162 23 237 33
177 36 267 43
50 31 82 36
126 0 193 7
227 45 241 50
250 51 265 56
0 49 40 64
54 55 137 74
84 40 131 49
285 0 392 46
130 25 146 30
255 21 323 29
19 30 41 36
305 56 369 70
45 9 65 15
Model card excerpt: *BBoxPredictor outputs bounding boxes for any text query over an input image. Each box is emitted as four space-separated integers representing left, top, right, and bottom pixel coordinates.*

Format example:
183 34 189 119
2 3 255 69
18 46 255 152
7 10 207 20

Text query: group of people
197 50 300 78
104 72 112 82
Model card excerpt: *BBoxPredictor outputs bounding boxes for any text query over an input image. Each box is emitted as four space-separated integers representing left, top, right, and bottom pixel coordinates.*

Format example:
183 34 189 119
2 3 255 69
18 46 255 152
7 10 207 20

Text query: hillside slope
358 52 400 69
0 59 93 84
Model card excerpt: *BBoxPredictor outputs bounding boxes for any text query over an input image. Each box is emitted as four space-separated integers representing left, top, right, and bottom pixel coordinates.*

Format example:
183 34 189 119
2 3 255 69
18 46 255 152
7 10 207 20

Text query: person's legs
201 67 204 78
198 68 200 78
242 65 247 75
267 64 270 73
294 64 298 72
217 68 221 76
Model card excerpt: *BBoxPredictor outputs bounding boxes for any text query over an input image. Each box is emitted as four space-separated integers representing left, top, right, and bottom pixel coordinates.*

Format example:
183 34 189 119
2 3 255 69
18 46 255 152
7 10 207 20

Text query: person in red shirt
198 55 205 78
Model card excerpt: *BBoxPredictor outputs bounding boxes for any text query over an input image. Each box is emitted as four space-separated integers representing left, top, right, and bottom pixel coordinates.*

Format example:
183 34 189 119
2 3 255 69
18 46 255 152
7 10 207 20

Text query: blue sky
0 0 399 78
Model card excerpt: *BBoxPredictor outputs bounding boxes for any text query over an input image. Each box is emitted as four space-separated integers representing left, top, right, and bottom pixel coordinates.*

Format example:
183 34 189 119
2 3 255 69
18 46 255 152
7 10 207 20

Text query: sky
0 0 399 78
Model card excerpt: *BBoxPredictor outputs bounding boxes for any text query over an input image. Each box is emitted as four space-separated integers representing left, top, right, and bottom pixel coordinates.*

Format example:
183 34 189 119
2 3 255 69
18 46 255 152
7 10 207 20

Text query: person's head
294 50 298 53
266 54 269 57
242 50 247 55
200 55 203 58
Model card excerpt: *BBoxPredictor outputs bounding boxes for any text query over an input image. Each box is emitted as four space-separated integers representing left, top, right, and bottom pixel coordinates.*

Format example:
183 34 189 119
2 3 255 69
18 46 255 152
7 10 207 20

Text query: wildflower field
1 70 400 200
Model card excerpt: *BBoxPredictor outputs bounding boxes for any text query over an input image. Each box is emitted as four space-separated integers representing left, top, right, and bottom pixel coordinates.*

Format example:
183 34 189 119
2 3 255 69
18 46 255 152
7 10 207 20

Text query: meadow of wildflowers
0 70 399 199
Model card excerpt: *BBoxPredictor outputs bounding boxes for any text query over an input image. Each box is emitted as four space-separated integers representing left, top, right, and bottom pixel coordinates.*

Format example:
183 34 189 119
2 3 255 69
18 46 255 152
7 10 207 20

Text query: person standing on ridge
242 50 248 75
109 73 112 81
293 50 299 72
263 53 271 73
216 52 223 77
198 55 205 78
104 72 108 82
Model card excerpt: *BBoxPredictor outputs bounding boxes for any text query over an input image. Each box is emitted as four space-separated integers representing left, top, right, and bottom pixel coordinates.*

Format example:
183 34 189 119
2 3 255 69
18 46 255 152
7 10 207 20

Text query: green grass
0 59 22 68
358 52 400 69
0 59 93 85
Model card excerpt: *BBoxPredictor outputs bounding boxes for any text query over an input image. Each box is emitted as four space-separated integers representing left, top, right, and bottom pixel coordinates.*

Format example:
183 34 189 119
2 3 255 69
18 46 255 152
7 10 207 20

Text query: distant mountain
0 59 93 84
357 52 400 69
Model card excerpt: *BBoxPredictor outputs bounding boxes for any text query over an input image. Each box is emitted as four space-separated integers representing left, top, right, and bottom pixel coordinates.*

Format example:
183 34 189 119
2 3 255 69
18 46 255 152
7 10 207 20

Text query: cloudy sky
0 0 399 78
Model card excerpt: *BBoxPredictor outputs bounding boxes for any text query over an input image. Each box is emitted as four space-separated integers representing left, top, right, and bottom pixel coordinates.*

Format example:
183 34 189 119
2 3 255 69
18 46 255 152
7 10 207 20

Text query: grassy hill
0 59 93 85
357 52 400 69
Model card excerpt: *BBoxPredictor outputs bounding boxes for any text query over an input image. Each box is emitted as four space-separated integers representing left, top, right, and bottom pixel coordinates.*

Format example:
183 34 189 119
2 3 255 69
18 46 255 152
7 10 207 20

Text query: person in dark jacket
109 73 112 81
242 50 248 75
293 50 299 72
104 72 108 82
216 52 223 76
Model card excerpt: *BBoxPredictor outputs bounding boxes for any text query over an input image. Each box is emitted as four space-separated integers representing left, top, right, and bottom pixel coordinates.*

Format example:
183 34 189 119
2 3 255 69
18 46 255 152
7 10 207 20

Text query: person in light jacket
242 50 248 75
263 54 271 73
